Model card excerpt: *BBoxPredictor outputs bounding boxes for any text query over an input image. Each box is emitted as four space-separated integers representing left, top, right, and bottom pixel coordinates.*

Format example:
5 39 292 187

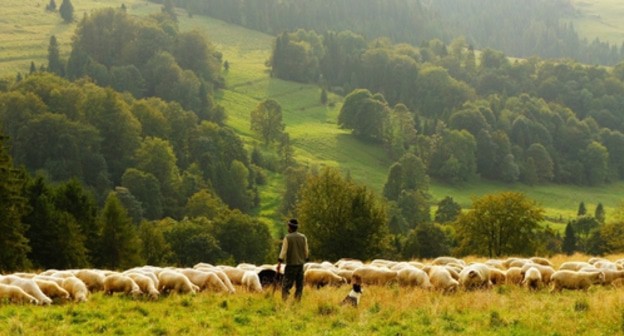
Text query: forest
1 1 624 273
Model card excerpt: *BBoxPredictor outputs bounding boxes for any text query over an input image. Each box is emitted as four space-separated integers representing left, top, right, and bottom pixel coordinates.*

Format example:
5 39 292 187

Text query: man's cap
288 218 298 228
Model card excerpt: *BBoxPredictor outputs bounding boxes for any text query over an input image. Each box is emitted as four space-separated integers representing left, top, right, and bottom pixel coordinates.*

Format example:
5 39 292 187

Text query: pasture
570 0 624 44
2 253 624 335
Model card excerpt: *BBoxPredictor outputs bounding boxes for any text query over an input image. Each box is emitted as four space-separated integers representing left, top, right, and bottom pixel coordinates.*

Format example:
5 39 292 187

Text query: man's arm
278 236 288 263
304 236 309 260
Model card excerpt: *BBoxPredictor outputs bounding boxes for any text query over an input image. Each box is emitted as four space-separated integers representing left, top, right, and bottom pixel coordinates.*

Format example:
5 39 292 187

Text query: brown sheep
304 269 347 288
550 271 604 292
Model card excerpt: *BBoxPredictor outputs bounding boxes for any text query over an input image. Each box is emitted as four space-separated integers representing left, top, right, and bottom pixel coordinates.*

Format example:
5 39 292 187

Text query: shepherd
276 218 309 302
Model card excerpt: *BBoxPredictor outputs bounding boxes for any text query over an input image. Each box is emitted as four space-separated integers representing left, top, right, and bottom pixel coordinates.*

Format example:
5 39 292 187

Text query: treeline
50 7 224 122
272 29 624 186
164 0 624 65
0 131 274 272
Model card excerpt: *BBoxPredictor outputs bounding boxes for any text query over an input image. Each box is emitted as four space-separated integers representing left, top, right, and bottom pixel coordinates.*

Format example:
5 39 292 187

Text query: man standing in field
277 218 309 302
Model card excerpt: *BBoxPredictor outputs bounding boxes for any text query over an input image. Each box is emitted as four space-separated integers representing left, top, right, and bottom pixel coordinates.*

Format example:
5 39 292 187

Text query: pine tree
577 201 587 217
47 35 64 76
162 0 177 22
96 192 143 269
320 88 328 105
595 203 606 223
562 222 577 255
0 134 31 272
29 61 37 75
46 0 57 11
59 0 74 23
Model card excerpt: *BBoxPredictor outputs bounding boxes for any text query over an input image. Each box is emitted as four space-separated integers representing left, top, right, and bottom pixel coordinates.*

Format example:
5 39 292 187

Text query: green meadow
570 0 624 44
1 1 624 231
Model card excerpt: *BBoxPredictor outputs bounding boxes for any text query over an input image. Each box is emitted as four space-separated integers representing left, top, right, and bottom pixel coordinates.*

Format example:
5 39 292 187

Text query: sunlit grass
569 0 624 44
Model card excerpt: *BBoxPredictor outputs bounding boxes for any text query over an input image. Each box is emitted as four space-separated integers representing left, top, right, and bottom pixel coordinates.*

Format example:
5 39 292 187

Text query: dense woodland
272 29 624 187
2 3 624 273
163 0 624 65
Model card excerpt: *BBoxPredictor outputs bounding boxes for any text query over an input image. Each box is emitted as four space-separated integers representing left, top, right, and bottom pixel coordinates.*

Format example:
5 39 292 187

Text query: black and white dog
341 275 363 307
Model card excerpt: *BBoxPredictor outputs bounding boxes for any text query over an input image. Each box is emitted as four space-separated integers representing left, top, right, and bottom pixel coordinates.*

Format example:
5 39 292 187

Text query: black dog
341 282 362 307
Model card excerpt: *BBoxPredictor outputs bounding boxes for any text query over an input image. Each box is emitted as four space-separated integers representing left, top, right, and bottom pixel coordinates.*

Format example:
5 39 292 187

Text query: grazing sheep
432 257 465 266
304 269 347 288
522 267 543 290
236 263 258 271
529 257 553 267
179 269 229 293
0 284 38 304
193 262 215 269
241 271 263 292
352 267 397 286
74 269 105 292
593 261 618 270
550 271 604 292
34 279 70 301
219 266 246 286
593 269 624 285
488 268 506 286
103 274 142 298
505 267 523 285
459 264 491 290
559 261 592 272
1 276 52 305
335 269 353 284
520 263 555 284
485 260 506 270
61 277 89 302
396 267 432 289
428 266 459 293
126 273 159 300
158 270 199 295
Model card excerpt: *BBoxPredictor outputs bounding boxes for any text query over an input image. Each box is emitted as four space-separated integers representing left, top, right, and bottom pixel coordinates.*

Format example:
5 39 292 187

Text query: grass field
2 254 624 335
1 2 624 231
570 0 624 44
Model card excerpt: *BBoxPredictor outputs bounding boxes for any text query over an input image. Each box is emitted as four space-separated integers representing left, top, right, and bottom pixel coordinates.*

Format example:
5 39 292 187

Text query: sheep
459 264 491 290
179 269 229 293
529 257 553 267
74 269 105 292
396 267 432 289
219 266 247 286
593 261 618 270
334 269 354 284
432 257 465 266
61 277 89 302
593 269 624 285
488 267 506 285
0 284 39 304
103 274 142 298
158 270 199 295
550 271 604 292
241 271 263 292
484 259 506 270
522 267 543 290
352 266 397 286
304 269 347 288
126 273 159 300
559 261 592 271
427 266 459 293
236 263 258 271
505 267 523 285
193 262 214 269
520 263 555 284
1 276 53 305
335 259 364 271
34 279 70 301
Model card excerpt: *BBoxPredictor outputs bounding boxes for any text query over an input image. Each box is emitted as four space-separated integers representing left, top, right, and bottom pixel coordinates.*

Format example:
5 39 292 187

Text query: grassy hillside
1 2 623 233
570 0 624 44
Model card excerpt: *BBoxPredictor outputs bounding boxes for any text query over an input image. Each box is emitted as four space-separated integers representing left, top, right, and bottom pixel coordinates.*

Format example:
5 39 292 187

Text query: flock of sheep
0 255 619 305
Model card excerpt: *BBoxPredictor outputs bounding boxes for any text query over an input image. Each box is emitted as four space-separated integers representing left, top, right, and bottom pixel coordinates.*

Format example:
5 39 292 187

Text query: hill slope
0 2 623 232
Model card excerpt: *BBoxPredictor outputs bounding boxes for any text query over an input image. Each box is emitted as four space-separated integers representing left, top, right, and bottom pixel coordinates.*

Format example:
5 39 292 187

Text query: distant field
1 2 623 231
570 0 624 44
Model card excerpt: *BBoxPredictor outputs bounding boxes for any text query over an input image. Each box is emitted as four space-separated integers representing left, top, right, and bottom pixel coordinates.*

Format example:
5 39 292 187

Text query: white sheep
241 271 263 292
0 283 38 304
459 264 491 290
304 269 347 288
103 274 142 298
397 267 432 289
158 270 199 295
1 276 52 305
427 266 459 293
522 267 542 290
352 266 397 286
550 270 604 292
61 277 89 302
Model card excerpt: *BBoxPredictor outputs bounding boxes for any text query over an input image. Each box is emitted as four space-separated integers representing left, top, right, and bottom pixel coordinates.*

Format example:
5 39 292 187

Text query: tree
184 189 227 219
46 0 57 11
212 210 272 264
435 196 461 224
562 222 576 255
96 192 143 269
296 167 390 260
138 221 171 266
59 0 74 23
0 134 31 272
601 221 624 253
320 88 328 105
595 203 606 223
29 62 37 75
577 201 587 216
162 0 178 22
164 218 224 266
47 35 64 76
250 99 285 145
455 192 544 257
338 89 388 142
